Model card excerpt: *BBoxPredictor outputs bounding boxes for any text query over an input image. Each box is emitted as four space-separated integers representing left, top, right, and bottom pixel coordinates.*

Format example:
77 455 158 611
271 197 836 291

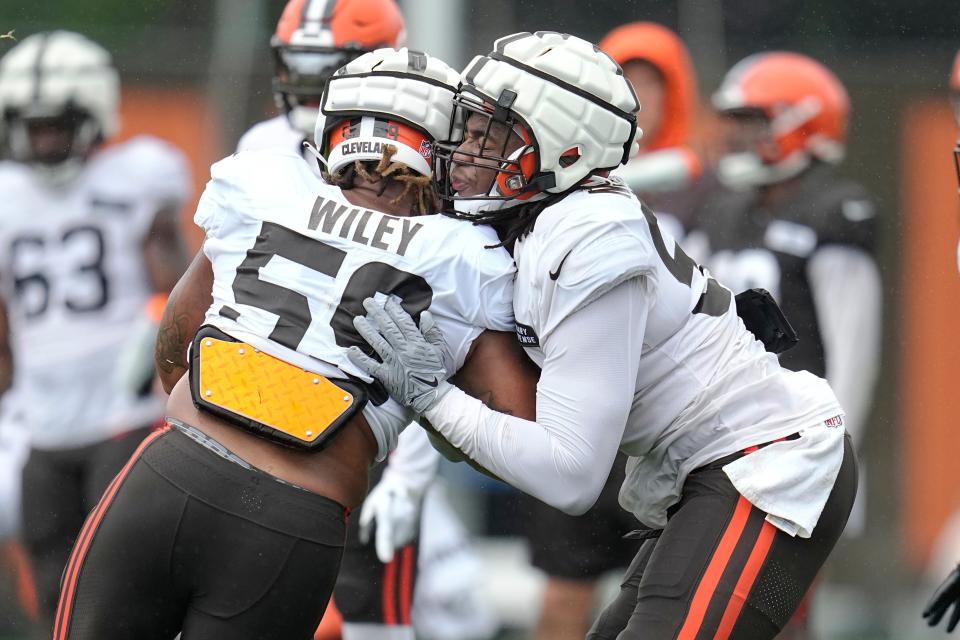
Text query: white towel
723 418 847 538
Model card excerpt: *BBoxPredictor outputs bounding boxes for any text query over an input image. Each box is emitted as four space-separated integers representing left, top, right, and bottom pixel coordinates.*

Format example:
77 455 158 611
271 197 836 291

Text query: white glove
347 297 451 415
359 471 422 563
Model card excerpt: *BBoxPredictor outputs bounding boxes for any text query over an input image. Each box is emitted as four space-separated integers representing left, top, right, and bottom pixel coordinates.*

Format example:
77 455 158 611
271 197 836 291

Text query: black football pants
53 425 347 640
20 426 154 638
588 433 857 640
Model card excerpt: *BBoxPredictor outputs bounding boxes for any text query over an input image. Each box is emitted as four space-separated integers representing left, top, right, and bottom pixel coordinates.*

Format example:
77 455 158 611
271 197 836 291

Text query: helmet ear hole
559 146 581 168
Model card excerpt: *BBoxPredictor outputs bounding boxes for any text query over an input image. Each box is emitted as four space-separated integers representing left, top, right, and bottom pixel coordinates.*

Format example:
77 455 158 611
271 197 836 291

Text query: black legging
54 426 347 640
20 426 154 638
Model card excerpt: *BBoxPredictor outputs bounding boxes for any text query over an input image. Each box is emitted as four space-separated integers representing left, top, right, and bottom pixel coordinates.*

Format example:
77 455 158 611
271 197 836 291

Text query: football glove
347 298 451 415
358 471 423 564
924 564 960 632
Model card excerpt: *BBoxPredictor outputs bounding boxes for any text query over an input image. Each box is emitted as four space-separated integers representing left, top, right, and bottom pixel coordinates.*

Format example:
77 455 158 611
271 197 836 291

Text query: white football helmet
317 47 459 177
0 31 119 184
436 31 640 214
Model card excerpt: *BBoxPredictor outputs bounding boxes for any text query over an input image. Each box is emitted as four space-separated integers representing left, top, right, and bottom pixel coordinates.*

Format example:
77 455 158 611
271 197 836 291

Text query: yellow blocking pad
197 337 355 444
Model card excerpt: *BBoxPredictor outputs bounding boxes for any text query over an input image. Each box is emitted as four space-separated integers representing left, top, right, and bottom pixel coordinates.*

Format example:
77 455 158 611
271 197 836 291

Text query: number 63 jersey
0 136 192 450
195 148 516 459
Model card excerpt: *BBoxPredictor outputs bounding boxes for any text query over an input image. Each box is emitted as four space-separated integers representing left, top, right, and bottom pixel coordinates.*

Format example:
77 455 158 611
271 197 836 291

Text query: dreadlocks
326 144 437 216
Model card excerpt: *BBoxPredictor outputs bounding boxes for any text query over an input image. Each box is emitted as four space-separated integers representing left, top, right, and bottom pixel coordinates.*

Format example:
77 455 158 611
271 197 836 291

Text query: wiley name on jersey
308 195 423 257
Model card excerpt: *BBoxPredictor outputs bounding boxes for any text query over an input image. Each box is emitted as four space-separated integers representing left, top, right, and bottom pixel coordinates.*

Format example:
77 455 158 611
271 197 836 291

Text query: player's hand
358 472 422 564
347 298 451 415
924 564 960 632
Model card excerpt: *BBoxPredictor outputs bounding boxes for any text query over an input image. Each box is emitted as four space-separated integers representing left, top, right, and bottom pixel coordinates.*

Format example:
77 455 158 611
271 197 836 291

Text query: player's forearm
154 250 213 393
144 206 190 294
0 344 12 396
424 279 645 514
423 384 623 514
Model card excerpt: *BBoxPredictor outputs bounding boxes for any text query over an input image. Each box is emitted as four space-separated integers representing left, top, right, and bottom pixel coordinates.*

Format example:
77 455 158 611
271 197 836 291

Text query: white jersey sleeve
194 148 514 458
806 245 881 442
101 135 192 241
515 189 658 344
236 115 306 155
424 278 648 515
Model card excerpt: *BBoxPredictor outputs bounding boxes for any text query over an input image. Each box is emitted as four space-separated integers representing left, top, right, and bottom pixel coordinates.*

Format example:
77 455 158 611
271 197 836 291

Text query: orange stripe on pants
676 496 753 639
713 520 777 639
382 554 398 625
399 545 414 625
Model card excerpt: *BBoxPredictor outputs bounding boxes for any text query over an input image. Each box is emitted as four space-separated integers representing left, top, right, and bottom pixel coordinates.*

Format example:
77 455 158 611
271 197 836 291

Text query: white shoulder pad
524 189 658 340
195 148 318 236
0 161 34 202
102 135 192 206
443 217 515 332
236 115 303 153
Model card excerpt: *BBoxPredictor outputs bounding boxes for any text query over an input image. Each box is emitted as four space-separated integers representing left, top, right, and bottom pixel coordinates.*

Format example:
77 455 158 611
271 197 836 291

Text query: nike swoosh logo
412 375 439 388
549 250 572 281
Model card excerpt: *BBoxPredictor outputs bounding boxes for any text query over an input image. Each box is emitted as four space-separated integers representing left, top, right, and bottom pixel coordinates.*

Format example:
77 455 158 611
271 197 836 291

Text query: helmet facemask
716 106 819 190
272 42 366 135
435 88 552 219
4 104 102 186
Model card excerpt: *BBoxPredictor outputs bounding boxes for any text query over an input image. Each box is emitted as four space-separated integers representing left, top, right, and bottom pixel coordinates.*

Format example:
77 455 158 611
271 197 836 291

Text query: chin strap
301 140 331 171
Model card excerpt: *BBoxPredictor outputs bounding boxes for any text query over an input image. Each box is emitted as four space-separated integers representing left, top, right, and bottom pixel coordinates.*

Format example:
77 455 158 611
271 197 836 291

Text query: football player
348 32 858 639
922 47 960 634
510 22 700 640
700 53 881 454
602 22 702 205
0 31 191 637
238 3 454 639
694 52 882 637
237 0 405 156
53 49 537 640
515 23 706 640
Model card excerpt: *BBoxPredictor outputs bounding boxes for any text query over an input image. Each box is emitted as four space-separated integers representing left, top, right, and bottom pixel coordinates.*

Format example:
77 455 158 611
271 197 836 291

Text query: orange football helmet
712 52 849 188
271 0 405 134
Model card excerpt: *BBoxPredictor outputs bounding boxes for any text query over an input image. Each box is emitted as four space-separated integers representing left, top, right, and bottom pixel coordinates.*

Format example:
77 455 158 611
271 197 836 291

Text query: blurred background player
921 47 960 635
0 30 190 638
237 0 405 156
0 388 33 636
684 51 881 637
513 21 704 640
603 21 702 237
237 3 458 640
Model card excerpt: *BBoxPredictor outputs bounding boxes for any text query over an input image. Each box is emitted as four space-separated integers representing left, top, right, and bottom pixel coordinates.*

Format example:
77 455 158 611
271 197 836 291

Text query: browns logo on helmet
271 0 406 135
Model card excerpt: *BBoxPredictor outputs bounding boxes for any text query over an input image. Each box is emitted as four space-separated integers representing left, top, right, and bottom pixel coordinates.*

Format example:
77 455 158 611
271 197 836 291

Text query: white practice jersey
236 114 309 159
0 136 191 449
512 178 844 529
195 148 515 459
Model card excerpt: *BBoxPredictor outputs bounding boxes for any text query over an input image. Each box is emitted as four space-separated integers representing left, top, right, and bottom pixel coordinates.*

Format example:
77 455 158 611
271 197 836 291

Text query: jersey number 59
232 221 433 354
